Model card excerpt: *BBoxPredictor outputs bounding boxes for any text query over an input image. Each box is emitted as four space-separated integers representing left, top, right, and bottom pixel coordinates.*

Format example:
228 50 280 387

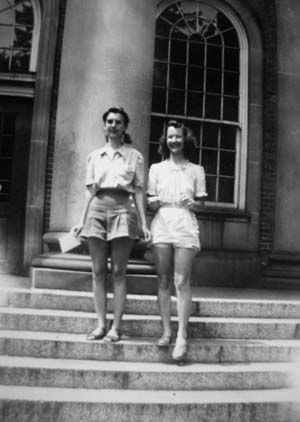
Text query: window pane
223 96 239 121
207 45 223 68
206 33 222 46
150 116 164 142
169 64 186 89
156 17 172 37
0 26 13 47
0 1 13 24
217 12 232 32
187 91 203 117
0 0 34 73
188 66 204 91
189 147 200 164
202 148 218 174
220 125 236 150
205 94 221 119
224 47 239 71
1 136 14 156
220 151 235 176
154 37 169 61
10 49 30 72
206 175 216 201
222 28 239 47
218 177 234 203
185 120 202 146
168 89 185 115
202 123 219 148
172 26 187 40
224 71 239 95
0 48 10 72
153 62 168 87
0 158 12 179
149 142 161 164
3 114 15 133
203 23 218 39
170 39 186 63
161 5 181 25
206 69 222 94
152 88 166 113
14 25 32 49
0 180 10 201
189 41 204 66
15 1 34 25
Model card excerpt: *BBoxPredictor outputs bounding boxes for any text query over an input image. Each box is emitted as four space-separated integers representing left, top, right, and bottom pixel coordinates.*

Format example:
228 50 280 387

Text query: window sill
196 207 252 222
0 73 36 97
146 207 252 223
0 72 36 82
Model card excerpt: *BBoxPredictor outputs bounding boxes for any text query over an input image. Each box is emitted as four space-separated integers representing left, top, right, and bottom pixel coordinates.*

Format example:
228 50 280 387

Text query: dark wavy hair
102 106 132 144
158 120 197 160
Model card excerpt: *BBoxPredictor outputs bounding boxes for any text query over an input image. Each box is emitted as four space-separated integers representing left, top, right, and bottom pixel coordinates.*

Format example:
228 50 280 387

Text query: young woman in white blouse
73 107 150 342
147 120 207 361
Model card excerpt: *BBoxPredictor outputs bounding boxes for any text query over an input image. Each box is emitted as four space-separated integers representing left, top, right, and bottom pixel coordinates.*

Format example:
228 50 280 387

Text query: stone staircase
0 282 300 421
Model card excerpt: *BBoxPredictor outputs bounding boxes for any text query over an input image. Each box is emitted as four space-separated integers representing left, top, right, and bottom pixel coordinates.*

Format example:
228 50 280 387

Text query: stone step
2 330 300 364
0 385 299 422
0 355 297 391
2 287 300 318
1 307 300 339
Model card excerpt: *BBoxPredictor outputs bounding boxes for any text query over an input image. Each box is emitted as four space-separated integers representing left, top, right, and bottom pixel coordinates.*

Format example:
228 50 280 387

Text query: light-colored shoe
103 328 121 342
157 335 172 347
172 340 188 361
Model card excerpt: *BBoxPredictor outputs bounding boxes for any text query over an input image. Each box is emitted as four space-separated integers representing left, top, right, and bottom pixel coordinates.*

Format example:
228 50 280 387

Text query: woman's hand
179 194 194 208
147 196 161 211
141 225 151 242
71 223 84 237
180 194 205 212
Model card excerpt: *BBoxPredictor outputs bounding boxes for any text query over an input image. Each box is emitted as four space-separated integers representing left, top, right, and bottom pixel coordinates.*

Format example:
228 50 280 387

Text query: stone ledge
263 252 300 290
32 252 156 275
43 231 148 259
31 252 156 293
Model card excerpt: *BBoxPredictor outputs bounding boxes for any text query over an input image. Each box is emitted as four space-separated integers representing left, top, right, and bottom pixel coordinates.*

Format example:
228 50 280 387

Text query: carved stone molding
23 0 61 271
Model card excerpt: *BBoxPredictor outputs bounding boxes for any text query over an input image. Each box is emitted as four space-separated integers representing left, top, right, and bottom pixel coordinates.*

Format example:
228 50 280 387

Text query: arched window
150 0 248 208
0 0 40 73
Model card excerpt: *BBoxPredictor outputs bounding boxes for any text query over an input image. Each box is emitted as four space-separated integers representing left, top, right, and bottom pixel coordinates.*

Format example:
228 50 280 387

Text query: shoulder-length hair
158 120 197 160
102 106 132 144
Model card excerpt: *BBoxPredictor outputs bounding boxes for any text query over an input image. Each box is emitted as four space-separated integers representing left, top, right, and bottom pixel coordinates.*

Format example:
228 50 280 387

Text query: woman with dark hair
147 120 207 361
73 106 151 342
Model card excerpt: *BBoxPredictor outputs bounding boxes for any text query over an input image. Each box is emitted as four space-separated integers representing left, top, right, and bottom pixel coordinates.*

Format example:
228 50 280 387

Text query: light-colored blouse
147 159 207 205
86 144 144 193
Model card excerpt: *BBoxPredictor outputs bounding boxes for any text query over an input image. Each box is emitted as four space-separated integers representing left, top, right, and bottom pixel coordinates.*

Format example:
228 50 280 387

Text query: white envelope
59 232 81 253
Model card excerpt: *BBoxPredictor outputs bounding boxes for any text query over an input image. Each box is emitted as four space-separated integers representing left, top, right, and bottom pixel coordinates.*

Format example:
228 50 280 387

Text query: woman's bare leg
88 237 109 332
107 237 134 337
153 244 173 341
172 247 196 358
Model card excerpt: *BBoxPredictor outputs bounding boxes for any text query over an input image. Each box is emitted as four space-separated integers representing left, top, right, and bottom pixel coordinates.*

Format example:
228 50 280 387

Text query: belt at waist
160 202 189 209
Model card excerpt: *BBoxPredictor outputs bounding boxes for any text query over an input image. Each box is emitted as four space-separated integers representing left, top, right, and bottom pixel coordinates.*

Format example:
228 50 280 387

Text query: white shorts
150 206 200 250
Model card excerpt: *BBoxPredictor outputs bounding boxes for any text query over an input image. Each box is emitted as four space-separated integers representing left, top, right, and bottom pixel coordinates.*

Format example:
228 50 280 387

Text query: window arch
0 0 41 73
150 0 248 208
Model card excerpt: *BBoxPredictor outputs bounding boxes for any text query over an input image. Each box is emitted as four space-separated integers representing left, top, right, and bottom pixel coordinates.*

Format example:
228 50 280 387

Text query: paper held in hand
59 232 81 253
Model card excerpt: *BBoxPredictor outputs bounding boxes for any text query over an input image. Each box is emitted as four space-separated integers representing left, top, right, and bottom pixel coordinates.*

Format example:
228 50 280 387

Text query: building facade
1 0 300 288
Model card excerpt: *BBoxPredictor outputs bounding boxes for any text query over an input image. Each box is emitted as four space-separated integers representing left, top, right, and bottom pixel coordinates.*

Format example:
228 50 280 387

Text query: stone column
273 1 300 252
49 0 156 230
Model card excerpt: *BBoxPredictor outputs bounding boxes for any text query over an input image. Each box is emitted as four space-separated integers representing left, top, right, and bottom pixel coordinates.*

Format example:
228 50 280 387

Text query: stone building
1 0 300 290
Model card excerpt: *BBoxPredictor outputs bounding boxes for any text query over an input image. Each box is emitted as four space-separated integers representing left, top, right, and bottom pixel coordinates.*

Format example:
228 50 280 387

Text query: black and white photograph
0 0 300 421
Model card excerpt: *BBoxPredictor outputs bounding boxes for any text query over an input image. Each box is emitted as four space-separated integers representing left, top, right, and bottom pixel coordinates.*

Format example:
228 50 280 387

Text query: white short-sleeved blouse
147 159 207 204
86 144 144 193
147 160 207 249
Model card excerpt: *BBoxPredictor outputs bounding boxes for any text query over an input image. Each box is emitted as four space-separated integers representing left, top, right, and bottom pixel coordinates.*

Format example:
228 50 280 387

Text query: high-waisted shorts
150 205 200 250
81 190 139 241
